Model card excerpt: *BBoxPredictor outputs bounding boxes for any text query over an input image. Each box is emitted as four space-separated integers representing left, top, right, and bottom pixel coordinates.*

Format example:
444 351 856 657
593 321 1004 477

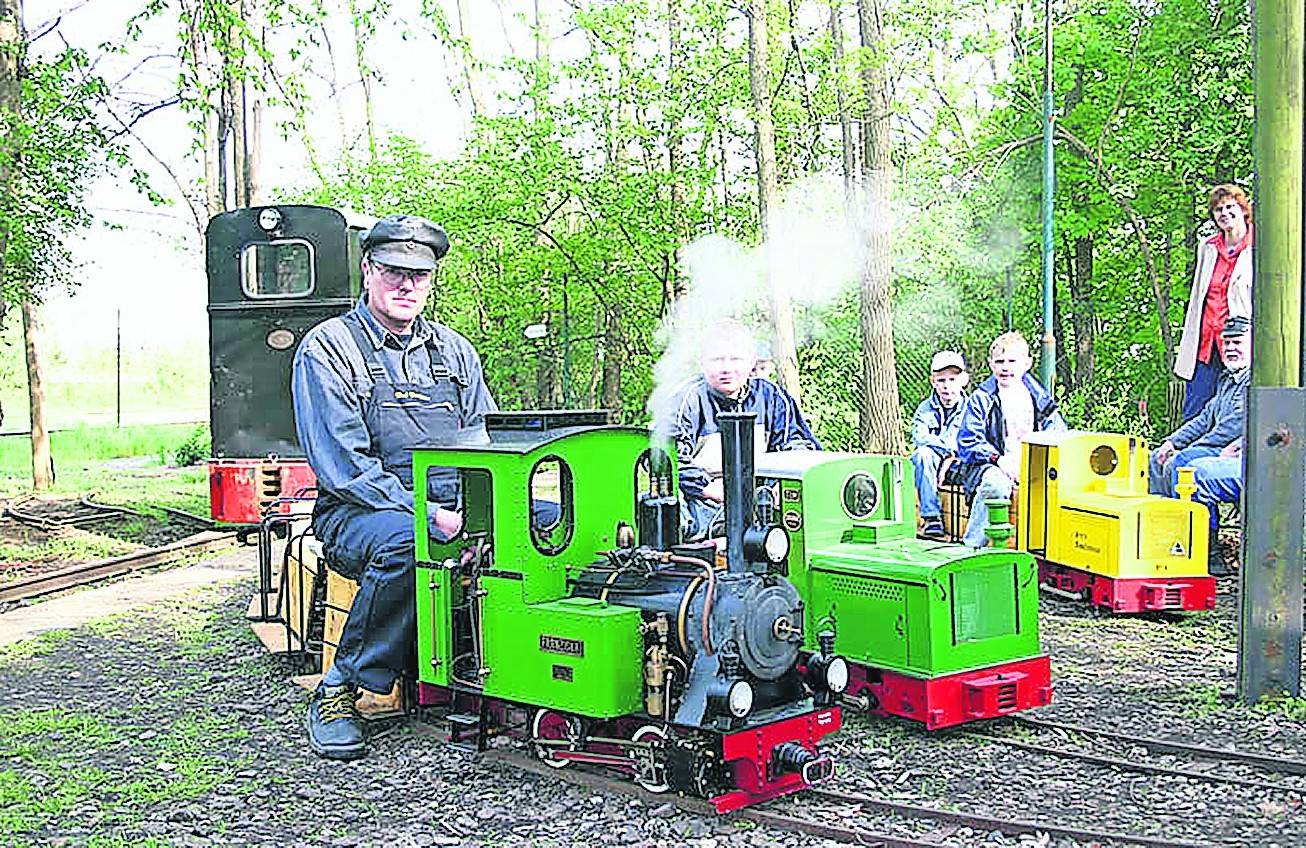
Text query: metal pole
1039 0 1056 389
1239 0 1304 703
115 308 122 428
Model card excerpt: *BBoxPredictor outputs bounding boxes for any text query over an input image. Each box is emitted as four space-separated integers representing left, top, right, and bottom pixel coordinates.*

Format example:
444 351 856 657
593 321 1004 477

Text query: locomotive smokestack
719 412 756 574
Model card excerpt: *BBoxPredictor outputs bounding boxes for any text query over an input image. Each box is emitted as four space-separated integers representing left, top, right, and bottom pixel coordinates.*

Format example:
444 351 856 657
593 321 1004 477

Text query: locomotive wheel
530 709 582 769
629 725 670 794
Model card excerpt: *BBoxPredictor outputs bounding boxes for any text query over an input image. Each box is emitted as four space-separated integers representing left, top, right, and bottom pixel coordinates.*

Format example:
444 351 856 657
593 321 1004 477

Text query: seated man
1149 315 1251 574
956 331 1067 547
660 321 819 540
910 350 970 540
291 215 496 760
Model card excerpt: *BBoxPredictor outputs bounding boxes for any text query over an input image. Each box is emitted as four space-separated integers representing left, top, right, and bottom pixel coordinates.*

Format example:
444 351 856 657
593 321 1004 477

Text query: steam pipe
719 412 756 575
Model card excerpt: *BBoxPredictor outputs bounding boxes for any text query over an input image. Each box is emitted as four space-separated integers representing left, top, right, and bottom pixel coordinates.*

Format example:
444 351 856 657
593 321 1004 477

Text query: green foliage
1 46 131 310
1252 695 1306 722
266 0 1249 448
170 424 210 467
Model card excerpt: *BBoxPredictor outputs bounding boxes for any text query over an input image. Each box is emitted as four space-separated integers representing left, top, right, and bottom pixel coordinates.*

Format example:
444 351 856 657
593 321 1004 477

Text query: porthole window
530 455 574 555
240 240 315 298
1089 445 1119 476
841 472 879 520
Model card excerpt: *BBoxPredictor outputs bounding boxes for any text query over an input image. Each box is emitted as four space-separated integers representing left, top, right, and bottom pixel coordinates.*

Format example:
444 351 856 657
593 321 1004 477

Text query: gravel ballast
0 564 1302 847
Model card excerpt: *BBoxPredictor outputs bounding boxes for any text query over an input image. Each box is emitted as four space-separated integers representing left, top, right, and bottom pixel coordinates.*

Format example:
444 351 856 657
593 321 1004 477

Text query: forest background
0 0 1252 466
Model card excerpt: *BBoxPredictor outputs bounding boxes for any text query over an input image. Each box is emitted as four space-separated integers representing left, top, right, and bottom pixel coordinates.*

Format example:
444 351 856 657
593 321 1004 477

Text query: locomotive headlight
762 526 789 563
743 525 790 565
825 657 849 694
806 653 849 694
727 680 754 717
257 207 282 231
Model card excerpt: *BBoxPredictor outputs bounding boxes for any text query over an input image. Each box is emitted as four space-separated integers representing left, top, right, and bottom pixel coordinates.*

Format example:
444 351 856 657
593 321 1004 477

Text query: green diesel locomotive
755 451 1053 730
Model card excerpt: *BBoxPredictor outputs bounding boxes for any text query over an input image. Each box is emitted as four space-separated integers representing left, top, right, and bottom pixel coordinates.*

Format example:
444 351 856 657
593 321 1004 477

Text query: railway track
1009 715 1306 775
487 746 1211 848
963 715 1306 795
0 529 237 605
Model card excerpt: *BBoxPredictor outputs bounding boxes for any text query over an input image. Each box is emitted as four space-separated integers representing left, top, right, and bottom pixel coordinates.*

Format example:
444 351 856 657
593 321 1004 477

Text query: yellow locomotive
1017 431 1215 613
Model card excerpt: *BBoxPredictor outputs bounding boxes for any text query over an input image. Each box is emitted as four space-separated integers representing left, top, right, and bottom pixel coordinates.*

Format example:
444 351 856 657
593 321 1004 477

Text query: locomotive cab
206 204 375 523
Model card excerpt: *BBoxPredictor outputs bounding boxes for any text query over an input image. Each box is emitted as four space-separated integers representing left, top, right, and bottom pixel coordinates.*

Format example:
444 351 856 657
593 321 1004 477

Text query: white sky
32 0 523 353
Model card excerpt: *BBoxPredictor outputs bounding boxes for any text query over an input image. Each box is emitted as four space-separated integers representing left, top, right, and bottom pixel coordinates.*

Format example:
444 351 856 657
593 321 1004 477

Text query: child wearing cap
911 350 970 540
956 331 1067 547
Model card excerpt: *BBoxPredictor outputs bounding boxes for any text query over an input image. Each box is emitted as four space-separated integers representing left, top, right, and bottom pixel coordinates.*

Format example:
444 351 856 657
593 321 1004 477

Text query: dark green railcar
206 205 373 523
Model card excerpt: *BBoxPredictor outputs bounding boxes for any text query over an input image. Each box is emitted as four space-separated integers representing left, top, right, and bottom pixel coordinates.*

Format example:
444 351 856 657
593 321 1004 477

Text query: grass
0 421 211 563
0 598 254 841
0 320 207 434
0 629 73 663
1252 695 1306 721
0 422 204 487
0 707 248 838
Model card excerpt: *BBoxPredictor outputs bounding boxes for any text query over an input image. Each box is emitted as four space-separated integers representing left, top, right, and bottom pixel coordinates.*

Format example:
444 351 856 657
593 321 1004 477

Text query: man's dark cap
362 215 450 271
1221 315 1251 338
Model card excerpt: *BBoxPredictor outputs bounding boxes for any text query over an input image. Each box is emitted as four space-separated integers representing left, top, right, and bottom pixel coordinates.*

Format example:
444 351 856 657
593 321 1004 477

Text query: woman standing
1174 184 1254 420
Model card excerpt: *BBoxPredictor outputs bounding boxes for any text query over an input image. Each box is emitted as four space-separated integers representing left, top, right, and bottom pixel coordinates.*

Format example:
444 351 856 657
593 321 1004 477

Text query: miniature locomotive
1019 431 1215 613
754 452 1052 730
408 411 841 810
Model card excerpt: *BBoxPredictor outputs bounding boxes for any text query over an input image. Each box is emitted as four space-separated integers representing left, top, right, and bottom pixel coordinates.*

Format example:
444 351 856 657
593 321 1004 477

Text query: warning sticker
1170 541 1186 556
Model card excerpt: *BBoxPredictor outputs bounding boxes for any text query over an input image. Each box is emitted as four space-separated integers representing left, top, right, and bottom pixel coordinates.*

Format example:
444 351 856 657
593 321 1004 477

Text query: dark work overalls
313 312 463 694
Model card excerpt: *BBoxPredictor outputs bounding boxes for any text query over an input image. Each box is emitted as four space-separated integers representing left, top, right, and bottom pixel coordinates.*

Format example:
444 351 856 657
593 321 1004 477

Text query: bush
170 425 210 467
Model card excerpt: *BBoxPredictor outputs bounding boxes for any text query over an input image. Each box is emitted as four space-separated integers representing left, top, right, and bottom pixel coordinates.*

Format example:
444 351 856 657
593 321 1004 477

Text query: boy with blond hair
955 331 1067 547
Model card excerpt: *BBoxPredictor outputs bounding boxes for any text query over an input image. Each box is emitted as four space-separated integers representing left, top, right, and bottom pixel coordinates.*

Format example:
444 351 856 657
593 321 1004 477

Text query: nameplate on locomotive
540 635 585 657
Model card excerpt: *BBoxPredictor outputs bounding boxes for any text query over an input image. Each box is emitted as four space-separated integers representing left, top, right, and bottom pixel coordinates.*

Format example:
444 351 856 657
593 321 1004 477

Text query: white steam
648 174 869 426
646 172 1029 425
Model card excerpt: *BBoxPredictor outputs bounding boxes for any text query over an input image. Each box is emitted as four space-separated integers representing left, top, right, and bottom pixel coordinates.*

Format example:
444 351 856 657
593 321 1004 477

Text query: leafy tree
1 4 142 486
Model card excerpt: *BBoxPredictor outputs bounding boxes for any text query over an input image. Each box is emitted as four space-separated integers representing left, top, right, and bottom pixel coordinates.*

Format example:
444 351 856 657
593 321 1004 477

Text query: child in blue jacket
956 332 1067 547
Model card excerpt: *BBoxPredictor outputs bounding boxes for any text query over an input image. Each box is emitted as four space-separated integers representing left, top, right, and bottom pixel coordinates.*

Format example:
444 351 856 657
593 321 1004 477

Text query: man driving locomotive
292 215 496 760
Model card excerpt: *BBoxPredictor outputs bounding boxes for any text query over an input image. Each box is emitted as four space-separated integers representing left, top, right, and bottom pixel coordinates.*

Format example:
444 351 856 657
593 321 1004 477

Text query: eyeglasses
368 261 434 289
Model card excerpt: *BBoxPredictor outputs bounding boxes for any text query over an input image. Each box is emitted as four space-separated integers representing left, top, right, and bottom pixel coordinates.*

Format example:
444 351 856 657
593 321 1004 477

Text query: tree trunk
855 0 904 454
828 0 855 201
247 78 262 205
229 66 248 206
0 0 18 438
453 0 487 118
186 5 224 219
1068 234 1095 391
748 0 802 402
602 305 623 413
241 0 262 206
1052 278 1072 390
666 0 686 303
0 0 22 276
22 299 52 490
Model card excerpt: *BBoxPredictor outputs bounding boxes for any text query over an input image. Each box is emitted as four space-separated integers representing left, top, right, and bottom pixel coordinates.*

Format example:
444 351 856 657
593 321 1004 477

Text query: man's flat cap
362 215 450 270
1221 315 1251 338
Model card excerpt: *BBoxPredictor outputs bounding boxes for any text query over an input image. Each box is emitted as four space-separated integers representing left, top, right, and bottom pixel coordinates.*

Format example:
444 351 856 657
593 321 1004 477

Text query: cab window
529 456 573 554
241 240 315 298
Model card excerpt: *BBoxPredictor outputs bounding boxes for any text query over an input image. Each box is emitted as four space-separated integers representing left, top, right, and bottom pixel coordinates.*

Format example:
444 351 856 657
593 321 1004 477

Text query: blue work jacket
911 391 968 455
1168 366 1250 450
956 374 1067 467
660 376 820 500
291 298 497 517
